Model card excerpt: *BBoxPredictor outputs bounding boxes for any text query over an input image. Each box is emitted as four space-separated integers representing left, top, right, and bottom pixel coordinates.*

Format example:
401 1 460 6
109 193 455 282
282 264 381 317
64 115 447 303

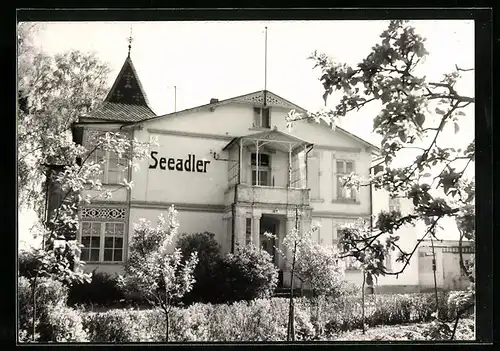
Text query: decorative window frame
79 206 128 264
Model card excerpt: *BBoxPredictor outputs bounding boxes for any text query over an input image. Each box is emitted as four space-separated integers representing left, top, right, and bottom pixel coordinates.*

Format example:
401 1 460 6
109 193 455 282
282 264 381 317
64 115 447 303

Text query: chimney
210 98 219 104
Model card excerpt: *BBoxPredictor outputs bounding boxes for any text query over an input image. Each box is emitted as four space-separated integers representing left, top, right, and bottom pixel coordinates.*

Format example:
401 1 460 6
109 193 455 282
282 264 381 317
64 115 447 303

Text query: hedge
80 292 457 342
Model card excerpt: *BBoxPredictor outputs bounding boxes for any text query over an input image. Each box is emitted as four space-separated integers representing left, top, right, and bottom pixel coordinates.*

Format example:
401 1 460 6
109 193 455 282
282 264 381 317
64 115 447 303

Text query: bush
176 232 223 304
45 304 88 342
78 292 463 342
68 271 125 307
220 244 279 302
18 250 42 279
18 276 69 342
83 309 160 342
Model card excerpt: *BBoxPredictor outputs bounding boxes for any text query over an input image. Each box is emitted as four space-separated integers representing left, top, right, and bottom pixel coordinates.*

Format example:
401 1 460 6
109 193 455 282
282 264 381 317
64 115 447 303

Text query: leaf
454 122 460 134
398 130 407 143
435 107 445 115
457 110 466 116
415 113 425 127
423 173 432 177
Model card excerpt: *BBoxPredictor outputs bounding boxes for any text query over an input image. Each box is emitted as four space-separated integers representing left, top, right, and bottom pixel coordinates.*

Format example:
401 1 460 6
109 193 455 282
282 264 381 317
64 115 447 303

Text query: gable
130 90 306 127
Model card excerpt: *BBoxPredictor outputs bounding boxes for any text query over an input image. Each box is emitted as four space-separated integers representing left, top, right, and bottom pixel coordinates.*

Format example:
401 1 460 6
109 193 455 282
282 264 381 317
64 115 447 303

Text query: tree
18 22 111 218
294 241 345 336
287 19 475 284
17 22 156 342
338 217 391 334
287 19 475 340
118 206 199 342
264 207 324 341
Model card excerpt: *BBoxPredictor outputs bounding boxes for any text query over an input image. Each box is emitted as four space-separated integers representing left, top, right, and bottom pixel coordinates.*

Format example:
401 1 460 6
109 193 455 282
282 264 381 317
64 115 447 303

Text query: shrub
83 309 159 342
176 232 224 304
18 250 42 279
45 304 88 342
220 244 278 302
18 276 69 342
78 292 460 342
68 271 125 307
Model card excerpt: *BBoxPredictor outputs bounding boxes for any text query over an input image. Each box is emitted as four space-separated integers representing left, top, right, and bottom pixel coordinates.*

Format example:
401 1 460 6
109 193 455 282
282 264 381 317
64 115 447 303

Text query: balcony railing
225 183 310 206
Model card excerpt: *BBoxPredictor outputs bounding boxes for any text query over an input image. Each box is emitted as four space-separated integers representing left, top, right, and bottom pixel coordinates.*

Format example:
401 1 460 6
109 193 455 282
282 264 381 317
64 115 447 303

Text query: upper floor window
373 164 384 176
251 153 270 186
389 197 401 213
253 107 270 128
336 160 357 200
91 148 128 184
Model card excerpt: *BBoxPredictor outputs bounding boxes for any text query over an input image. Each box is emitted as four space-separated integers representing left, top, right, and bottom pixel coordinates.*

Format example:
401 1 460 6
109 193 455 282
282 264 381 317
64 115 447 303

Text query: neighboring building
418 239 474 292
44 50 469 292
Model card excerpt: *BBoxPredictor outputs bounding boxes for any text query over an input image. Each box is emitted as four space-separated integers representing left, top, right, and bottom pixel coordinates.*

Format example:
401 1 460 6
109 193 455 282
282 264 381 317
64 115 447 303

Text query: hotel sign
149 151 211 173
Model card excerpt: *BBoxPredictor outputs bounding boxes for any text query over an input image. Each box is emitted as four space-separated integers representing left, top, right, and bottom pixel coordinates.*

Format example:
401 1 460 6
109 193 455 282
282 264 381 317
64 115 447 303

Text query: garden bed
332 316 475 341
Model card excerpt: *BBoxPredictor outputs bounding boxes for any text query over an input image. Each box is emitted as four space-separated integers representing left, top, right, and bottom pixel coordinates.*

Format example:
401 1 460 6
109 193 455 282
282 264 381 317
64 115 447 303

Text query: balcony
225 184 310 207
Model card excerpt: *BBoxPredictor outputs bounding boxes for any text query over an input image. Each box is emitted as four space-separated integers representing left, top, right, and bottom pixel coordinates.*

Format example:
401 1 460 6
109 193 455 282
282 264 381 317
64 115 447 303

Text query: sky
28 20 475 147
19 20 475 244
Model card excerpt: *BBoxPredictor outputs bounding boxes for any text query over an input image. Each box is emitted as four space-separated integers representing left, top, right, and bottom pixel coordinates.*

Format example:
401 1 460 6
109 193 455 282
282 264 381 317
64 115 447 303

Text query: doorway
260 215 280 265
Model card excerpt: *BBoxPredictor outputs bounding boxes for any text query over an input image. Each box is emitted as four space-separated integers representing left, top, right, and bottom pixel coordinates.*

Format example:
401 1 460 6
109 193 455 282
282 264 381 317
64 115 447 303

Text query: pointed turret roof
82 54 156 122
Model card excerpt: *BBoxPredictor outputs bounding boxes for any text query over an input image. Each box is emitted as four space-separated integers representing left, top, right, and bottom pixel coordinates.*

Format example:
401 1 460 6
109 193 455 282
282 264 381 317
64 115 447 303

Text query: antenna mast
263 26 268 107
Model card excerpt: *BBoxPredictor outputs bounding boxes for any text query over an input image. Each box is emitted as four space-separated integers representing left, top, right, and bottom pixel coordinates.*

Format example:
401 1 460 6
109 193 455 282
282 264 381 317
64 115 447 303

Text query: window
91 148 128 184
245 218 252 245
336 160 357 200
251 153 271 186
253 107 270 128
389 197 401 213
80 221 125 262
373 164 384 175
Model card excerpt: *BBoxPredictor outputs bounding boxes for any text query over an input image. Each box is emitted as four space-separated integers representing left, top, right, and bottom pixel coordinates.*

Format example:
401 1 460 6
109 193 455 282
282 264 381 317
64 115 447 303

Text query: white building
47 51 431 292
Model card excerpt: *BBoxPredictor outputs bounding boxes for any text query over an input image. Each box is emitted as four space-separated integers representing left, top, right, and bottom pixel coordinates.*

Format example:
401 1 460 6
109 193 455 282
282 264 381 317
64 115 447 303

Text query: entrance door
260 216 279 265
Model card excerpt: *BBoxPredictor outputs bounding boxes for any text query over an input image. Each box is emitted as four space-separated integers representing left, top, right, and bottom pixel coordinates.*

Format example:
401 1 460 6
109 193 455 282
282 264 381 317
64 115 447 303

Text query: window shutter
253 108 261 127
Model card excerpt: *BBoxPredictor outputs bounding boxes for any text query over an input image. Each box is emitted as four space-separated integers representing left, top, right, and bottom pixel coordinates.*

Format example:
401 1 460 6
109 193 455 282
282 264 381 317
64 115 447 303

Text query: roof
82 54 156 122
82 102 155 123
223 128 313 152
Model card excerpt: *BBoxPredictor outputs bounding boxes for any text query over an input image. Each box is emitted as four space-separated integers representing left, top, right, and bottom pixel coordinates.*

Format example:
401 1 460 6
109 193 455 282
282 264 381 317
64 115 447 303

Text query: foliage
68 271 125 307
18 276 70 342
45 303 88 342
295 241 345 296
78 292 463 342
220 244 279 302
18 23 111 215
118 206 198 341
176 232 224 304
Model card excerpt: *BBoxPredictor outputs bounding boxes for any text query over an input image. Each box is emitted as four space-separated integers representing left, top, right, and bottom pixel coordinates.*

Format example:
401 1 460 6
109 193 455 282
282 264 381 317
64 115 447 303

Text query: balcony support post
252 214 261 248
238 139 243 184
288 143 292 188
256 141 260 186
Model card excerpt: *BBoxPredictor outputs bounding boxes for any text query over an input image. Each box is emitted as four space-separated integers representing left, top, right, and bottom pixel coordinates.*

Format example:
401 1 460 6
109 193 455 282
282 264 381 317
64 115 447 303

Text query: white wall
131 131 229 205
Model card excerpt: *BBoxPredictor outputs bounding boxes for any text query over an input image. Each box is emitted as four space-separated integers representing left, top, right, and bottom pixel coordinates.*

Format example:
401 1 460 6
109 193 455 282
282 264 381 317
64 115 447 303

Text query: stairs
272 287 304 298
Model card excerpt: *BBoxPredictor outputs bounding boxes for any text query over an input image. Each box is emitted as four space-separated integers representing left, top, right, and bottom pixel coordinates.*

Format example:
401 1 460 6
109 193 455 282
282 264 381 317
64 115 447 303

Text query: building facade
49 52 464 292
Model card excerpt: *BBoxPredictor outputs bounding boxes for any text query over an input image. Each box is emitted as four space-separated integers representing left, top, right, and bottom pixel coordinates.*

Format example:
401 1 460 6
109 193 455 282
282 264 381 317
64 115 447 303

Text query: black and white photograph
17 11 485 343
